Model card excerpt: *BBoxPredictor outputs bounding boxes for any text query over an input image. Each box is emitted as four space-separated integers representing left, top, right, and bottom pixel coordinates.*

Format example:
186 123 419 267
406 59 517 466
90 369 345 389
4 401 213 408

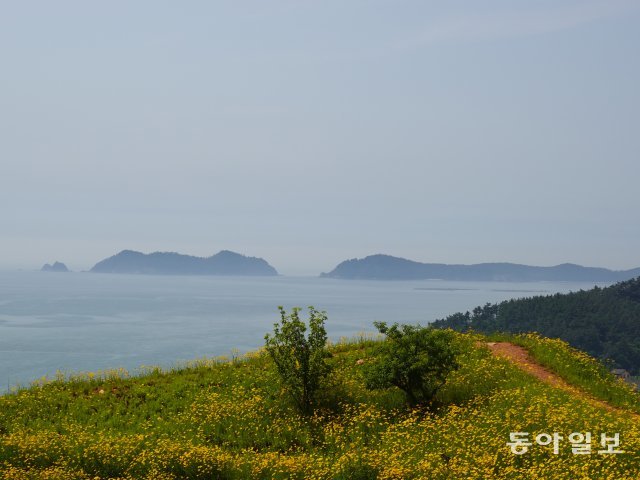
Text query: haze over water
0 271 611 392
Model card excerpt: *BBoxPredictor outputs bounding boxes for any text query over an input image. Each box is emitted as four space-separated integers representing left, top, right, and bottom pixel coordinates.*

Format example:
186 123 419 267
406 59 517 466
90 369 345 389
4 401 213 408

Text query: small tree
363 322 460 406
264 306 331 414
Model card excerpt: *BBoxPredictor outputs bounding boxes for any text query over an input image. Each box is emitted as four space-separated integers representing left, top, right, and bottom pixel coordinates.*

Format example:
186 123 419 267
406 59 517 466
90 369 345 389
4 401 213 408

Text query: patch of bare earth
483 341 639 420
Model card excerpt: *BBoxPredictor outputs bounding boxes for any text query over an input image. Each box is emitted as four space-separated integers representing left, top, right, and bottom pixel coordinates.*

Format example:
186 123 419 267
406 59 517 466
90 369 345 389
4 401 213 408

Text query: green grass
1 333 639 479
485 331 640 414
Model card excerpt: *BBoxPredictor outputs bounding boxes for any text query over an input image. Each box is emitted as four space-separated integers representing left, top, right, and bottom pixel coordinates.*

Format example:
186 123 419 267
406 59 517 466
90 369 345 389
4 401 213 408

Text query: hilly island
41 261 70 272
322 254 640 282
90 250 278 276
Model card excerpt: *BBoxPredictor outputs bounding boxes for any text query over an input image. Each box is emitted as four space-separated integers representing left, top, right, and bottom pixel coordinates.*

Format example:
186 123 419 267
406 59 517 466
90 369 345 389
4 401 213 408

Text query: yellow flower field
1 332 638 479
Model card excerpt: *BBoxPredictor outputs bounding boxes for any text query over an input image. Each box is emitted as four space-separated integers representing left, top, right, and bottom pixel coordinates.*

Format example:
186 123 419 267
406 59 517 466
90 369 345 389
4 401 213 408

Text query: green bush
264 306 331 414
363 322 460 406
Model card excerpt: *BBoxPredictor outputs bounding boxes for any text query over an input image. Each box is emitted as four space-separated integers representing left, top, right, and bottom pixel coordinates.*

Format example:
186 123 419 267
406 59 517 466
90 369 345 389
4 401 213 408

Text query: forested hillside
432 277 640 373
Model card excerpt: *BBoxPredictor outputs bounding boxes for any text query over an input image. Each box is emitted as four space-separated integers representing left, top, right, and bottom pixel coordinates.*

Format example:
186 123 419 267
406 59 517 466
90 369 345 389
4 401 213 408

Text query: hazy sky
2 1 639 275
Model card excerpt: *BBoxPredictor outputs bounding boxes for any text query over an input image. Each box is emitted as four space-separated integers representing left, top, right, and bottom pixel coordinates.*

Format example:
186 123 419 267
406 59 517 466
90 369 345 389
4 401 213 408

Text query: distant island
321 254 640 282
41 261 70 272
90 250 278 276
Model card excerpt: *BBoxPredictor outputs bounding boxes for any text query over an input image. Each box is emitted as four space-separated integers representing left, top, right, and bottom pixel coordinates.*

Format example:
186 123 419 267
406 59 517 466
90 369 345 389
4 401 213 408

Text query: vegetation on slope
487 332 640 414
1 331 639 479
432 277 640 373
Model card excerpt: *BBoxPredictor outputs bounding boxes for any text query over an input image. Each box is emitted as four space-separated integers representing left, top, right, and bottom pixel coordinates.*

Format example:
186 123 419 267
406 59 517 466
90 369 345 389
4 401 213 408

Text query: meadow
1 332 639 479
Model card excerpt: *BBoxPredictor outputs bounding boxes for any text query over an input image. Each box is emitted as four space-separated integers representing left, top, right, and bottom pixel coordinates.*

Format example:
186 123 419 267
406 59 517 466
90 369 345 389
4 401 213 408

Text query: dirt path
484 342 639 420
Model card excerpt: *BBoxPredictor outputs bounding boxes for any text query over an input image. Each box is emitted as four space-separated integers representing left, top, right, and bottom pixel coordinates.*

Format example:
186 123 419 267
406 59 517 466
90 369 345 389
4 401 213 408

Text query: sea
0 271 611 393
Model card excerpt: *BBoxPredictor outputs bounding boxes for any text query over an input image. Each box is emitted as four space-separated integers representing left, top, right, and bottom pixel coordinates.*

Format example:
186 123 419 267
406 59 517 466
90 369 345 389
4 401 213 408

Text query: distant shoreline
322 254 640 282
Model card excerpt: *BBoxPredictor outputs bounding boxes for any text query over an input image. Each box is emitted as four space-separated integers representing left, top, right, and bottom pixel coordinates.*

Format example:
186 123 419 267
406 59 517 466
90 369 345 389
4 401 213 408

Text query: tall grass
486 332 640 414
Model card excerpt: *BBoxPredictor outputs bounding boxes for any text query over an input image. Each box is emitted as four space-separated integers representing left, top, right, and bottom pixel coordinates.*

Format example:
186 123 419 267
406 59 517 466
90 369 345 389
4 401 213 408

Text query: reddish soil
483 342 639 420
485 342 569 389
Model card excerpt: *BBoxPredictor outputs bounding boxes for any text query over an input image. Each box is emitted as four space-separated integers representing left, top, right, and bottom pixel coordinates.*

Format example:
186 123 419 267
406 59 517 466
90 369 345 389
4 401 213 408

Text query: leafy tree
264 306 331 414
363 322 460 406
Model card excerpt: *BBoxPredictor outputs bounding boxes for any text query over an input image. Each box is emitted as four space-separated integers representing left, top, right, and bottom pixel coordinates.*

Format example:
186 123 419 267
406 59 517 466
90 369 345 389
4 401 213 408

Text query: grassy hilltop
1 332 639 479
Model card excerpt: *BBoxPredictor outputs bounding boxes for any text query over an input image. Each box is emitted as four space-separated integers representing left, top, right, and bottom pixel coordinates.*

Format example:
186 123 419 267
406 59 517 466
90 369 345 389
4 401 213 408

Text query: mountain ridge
90 249 278 276
321 254 640 282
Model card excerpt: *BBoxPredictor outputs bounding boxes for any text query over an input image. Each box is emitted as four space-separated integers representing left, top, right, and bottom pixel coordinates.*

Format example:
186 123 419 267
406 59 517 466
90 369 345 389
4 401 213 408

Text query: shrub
363 322 460 406
264 306 331 414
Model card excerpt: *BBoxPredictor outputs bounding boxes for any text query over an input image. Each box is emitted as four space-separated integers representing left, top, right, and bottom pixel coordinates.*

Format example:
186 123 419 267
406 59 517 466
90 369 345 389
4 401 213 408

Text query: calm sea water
0 271 610 392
